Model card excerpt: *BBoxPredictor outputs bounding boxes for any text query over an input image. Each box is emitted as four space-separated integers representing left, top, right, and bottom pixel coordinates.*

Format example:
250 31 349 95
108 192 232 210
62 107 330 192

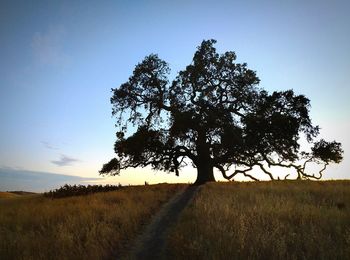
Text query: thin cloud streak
51 154 80 167
41 141 59 150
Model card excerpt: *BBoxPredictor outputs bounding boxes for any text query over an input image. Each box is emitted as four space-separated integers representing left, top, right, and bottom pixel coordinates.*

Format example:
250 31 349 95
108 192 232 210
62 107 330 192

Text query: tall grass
0 183 184 259
166 180 350 259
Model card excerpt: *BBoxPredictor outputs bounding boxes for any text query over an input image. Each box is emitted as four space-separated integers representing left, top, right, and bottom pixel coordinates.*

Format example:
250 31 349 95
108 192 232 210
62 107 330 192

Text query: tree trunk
194 162 215 185
194 130 215 185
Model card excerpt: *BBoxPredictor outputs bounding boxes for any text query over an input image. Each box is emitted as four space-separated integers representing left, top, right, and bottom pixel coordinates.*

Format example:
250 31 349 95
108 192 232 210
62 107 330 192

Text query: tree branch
256 163 275 180
215 164 258 181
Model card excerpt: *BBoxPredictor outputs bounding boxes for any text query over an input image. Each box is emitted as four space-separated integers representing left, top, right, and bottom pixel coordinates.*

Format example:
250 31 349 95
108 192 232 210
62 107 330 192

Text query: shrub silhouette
44 184 123 198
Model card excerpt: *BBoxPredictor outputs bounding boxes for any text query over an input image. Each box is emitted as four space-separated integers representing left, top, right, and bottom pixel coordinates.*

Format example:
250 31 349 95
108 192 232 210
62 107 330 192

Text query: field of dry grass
0 191 36 198
0 192 20 199
0 183 184 259
166 180 350 259
2 180 349 259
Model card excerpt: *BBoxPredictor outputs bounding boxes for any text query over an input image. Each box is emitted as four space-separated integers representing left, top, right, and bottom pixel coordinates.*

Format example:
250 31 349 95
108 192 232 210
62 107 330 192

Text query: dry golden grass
0 183 184 259
0 192 20 199
166 180 350 259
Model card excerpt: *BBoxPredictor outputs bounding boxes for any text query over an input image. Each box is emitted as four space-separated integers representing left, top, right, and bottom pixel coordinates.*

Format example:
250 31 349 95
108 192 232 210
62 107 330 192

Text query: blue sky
1 0 349 186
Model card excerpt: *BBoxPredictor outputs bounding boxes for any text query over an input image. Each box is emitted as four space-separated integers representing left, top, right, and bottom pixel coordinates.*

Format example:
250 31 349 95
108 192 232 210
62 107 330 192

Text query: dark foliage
44 184 123 198
101 39 343 184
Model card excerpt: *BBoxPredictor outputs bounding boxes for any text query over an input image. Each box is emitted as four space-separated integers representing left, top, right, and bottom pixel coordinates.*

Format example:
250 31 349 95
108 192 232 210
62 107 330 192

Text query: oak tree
100 40 343 184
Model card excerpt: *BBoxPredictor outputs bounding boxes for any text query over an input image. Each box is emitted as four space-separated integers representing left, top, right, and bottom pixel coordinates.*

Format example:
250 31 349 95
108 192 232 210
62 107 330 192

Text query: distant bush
44 184 123 198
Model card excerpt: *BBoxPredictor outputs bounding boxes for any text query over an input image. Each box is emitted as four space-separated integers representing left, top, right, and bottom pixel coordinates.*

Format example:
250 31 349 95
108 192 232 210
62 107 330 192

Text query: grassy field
2 181 349 259
0 183 184 259
0 191 36 198
166 180 350 259
0 192 20 199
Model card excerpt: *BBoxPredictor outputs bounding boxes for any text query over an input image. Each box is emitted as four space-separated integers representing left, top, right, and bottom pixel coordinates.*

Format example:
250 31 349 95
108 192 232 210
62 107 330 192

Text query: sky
0 0 349 188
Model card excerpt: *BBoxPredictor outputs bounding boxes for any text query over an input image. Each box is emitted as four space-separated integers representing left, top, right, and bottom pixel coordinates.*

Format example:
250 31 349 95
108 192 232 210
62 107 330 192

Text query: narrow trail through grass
126 185 200 259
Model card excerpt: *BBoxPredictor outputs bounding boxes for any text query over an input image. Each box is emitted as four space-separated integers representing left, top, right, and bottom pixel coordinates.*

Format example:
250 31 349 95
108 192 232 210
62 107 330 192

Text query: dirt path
125 185 200 260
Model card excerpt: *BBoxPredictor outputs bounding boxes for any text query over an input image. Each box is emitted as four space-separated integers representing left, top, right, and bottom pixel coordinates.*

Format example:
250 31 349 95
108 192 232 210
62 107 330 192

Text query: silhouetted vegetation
44 184 123 198
8 191 36 195
101 39 343 184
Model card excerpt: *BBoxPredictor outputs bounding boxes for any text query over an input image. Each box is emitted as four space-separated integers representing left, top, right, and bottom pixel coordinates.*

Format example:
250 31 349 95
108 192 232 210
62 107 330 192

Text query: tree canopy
100 39 343 184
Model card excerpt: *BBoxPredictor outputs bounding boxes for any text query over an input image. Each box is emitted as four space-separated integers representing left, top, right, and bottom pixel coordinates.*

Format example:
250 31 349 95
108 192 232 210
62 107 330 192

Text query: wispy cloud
51 154 80 167
31 25 69 66
41 141 59 150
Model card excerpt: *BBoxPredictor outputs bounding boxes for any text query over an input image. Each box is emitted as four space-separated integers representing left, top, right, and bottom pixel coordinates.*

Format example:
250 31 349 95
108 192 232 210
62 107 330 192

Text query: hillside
1 181 349 259
0 192 20 199
0 191 38 199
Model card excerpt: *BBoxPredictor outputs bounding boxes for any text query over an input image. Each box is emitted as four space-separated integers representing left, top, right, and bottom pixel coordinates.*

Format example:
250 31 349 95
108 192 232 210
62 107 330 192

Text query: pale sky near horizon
1 0 349 185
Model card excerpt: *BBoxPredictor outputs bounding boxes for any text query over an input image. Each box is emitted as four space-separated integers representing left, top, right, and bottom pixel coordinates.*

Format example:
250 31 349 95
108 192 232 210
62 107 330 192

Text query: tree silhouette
100 40 343 184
